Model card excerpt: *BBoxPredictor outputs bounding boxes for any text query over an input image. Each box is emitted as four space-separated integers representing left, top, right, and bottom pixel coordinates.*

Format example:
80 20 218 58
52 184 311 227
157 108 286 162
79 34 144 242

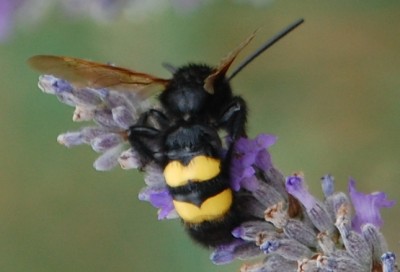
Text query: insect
28 19 304 247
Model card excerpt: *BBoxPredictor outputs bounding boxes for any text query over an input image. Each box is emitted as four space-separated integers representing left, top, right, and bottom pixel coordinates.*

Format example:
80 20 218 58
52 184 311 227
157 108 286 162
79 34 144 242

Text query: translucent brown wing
28 55 170 95
203 31 257 94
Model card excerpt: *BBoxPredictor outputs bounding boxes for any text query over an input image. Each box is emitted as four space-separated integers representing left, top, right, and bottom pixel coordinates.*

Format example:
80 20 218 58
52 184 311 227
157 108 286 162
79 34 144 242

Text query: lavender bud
336 219 372 267
112 106 136 129
232 221 274 241
118 148 142 169
361 223 388 262
73 106 95 122
93 145 123 171
260 239 313 261
72 87 102 106
57 131 84 147
91 133 123 152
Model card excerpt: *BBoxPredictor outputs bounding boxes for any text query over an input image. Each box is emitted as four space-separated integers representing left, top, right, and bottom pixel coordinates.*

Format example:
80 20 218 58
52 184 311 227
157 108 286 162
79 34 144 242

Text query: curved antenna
162 62 177 74
228 18 304 81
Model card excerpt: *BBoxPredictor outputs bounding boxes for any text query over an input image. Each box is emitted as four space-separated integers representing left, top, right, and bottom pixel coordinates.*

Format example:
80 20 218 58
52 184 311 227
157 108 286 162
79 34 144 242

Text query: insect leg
218 96 248 140
128 125 164 165
137 109 169 129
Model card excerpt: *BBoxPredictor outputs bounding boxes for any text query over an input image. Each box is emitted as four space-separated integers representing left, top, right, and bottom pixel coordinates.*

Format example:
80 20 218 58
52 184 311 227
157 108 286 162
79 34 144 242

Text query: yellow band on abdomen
163 155 221 187
172 188 233 224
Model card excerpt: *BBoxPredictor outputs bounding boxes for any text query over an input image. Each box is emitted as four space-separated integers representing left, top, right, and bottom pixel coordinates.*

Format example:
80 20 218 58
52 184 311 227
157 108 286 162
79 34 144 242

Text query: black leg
137 109 169 129
218 96 248 141
128 125 164 165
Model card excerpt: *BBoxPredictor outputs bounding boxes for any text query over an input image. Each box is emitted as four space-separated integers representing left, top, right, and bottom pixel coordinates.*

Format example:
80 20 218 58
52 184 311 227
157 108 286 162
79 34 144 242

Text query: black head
159 64 232 120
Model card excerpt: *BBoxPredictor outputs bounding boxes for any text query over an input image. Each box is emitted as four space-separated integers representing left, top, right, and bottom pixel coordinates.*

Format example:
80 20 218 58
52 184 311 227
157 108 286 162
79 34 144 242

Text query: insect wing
203 31 256 94
28 55 170 96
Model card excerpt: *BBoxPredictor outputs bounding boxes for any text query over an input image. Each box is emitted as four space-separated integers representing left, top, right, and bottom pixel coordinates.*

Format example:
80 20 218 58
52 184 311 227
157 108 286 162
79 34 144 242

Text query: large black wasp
29 19 304 247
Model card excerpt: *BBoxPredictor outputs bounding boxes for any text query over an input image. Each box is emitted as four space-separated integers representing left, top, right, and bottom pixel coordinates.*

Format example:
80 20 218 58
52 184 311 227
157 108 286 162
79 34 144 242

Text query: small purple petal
349 178 396 232
138 187 175 220
285 174 316 210
150 191 175 220
255 149 272 172
148 188 171 206
230 134 276 191
286 174 334 232
255 133 276 146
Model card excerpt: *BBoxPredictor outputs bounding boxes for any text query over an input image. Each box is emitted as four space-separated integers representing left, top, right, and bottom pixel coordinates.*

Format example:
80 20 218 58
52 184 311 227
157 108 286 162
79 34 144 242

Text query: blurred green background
1 1 399 271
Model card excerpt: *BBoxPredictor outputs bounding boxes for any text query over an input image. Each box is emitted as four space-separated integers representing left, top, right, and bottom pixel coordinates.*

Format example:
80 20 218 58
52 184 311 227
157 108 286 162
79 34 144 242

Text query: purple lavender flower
139 186 176 220
286 173 334 232
38 74 147 172
34 73 398 271
349 178 396 233
231 134 276 191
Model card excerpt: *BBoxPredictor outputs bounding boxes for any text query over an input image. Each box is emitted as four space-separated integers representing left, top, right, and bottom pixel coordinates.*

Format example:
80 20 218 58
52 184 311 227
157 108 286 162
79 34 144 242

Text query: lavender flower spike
34 72 398 271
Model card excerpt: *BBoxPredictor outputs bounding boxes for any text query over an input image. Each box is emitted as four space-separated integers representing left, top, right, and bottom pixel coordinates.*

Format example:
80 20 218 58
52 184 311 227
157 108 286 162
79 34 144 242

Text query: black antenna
162 62 177 74
228 18 304 81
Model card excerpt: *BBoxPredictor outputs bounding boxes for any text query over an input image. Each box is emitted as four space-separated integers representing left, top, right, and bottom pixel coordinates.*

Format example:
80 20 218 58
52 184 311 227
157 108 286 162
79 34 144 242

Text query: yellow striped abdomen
163 155 232 223
173 188 233 224
163 155 220 187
